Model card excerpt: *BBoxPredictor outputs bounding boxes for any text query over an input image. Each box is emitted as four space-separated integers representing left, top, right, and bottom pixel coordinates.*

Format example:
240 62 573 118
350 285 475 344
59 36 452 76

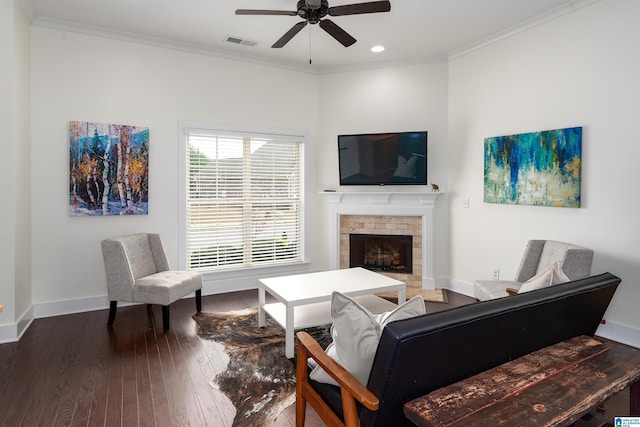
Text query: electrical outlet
492 268 500 280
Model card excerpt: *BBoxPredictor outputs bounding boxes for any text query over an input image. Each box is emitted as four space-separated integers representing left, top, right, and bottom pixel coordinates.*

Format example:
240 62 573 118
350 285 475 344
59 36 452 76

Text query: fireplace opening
349 233 412 274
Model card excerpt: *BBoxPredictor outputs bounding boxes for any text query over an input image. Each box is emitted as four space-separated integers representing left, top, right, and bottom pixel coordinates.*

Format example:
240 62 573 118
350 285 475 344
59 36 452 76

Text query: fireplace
339 214 423 288
324 191 443 289
349 234 412 274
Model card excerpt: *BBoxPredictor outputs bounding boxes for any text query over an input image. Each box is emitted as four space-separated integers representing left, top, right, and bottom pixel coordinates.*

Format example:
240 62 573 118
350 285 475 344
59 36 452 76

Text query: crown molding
316 54 448 75
29 0 602 74
31 16 322 74
17 0 36 22
32 15 448 75
448 0 602 61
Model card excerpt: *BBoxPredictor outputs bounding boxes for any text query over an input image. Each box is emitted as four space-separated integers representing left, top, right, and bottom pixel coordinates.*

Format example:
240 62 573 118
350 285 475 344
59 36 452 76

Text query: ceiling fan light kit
236 0 391 48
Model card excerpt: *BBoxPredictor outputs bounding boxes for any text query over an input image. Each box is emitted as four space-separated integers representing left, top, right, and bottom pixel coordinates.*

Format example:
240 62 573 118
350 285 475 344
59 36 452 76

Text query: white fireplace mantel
322 191 444 290
322 191 441 207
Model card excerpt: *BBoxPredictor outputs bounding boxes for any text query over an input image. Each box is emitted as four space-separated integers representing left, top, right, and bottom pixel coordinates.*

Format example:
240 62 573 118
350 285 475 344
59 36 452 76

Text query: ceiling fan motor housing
297 0 329 24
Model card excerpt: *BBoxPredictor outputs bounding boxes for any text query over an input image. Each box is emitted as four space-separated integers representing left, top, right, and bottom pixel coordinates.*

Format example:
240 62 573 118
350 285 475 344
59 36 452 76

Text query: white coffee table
258 267 406 358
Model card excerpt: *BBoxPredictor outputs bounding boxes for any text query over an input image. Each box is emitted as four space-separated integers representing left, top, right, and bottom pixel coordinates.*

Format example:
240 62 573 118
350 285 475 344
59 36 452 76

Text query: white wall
14 0 32 329
316 63 450 279
28 28 450 324
0 0 17 329
10 0 640 345
448 0 640 336
30 27 321 316
0 0 32 340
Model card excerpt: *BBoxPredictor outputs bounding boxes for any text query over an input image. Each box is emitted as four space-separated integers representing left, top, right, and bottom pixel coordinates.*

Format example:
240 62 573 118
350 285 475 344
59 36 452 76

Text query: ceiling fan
236 0 391 48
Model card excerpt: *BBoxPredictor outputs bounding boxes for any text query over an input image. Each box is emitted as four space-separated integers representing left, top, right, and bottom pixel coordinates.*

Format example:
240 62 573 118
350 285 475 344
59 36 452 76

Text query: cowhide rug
193 308 331 427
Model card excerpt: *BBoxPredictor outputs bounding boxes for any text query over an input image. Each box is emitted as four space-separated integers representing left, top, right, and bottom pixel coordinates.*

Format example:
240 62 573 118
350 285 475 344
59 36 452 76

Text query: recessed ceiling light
371 45 385 53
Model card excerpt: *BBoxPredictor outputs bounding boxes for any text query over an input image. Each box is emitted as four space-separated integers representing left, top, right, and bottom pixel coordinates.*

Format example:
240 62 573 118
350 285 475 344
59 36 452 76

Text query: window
182 127 305 272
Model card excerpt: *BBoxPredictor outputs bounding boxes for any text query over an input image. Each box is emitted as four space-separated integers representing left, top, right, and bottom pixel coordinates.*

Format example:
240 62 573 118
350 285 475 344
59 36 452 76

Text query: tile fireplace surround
323 191 443 290
341 216 421 288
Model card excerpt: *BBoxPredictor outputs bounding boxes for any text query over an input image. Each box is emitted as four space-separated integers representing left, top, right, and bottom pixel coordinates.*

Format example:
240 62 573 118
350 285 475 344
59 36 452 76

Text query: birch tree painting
69 121 149 216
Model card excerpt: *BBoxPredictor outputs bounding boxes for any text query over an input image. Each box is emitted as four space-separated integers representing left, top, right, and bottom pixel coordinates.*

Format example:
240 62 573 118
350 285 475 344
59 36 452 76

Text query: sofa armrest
296 331 378 427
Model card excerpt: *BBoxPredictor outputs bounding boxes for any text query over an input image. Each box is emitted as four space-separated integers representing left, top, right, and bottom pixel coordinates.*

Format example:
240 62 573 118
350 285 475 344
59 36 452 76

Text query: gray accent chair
474 240 594 301
101 233 202 331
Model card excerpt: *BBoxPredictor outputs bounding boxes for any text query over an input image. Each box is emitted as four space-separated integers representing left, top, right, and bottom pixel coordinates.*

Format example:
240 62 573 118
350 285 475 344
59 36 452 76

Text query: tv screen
338 131 427 186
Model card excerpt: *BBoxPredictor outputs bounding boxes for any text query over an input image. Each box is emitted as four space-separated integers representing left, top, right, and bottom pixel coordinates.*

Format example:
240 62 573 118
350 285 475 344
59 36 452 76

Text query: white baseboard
0 324 18 344
4 272 286 341
596 321 640 348
0 304 34 344
202 276 256 295
28 266 316 321
34 295 111 318
3 275 639 350
440 277 476 297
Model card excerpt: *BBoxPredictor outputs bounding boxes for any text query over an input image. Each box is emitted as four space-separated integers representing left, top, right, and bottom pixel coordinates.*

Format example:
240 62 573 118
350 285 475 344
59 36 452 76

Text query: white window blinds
185 131 304 271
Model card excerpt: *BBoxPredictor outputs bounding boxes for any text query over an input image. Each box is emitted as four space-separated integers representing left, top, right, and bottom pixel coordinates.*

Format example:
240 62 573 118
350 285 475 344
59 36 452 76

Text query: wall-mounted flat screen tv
338 131 427 186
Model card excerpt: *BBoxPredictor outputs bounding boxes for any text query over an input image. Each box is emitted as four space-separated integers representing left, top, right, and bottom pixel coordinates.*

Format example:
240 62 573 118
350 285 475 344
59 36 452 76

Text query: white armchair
474 240 594 301
101 233 202 331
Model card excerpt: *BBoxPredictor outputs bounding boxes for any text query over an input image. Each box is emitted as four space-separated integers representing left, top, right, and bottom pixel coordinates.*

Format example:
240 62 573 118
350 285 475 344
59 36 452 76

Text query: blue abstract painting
484 127 582 208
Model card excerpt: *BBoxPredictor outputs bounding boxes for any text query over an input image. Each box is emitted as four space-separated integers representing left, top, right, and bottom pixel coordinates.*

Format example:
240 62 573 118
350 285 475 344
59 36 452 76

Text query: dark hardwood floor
0 289 629 426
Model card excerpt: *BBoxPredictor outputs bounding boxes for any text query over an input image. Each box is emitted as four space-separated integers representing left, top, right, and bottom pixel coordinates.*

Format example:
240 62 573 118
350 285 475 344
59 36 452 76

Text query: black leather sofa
296 272 621 427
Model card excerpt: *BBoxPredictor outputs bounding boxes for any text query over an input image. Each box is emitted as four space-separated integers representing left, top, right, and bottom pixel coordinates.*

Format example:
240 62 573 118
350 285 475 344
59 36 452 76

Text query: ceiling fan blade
319 19 356 47
272 21 308 48
236 9 298 16
328 1 391 16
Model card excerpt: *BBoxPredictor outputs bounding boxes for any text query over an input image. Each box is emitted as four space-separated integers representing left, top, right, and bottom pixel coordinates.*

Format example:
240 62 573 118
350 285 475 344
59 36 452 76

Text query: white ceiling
21 0 599 72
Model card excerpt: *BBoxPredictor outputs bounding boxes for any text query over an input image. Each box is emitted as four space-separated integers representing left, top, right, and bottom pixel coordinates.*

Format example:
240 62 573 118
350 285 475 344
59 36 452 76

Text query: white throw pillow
309 292 425 386
374 295 426 332
393 155 417 178
518 262 570 294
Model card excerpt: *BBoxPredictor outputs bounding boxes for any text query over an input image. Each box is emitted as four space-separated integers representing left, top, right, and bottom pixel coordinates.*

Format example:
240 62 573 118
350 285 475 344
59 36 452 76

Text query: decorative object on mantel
430 182 439 192
69 121 149 216
193 308 331 427
484 126 582 208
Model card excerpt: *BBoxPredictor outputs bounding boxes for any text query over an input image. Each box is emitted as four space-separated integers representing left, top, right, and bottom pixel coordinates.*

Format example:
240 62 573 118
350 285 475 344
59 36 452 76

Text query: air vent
224 36 259 47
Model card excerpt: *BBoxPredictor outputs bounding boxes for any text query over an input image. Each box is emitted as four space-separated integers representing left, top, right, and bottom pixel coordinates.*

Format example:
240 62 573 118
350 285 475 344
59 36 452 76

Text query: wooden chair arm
506 288 519 296
296 331 379 411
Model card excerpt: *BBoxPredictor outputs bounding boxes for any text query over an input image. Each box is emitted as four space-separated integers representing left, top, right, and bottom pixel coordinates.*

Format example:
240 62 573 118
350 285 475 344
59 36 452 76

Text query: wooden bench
404 335 640 426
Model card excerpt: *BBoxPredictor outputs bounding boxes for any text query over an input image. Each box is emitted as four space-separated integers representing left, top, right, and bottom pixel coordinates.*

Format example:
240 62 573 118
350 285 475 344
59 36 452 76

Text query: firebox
349 233 412 274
